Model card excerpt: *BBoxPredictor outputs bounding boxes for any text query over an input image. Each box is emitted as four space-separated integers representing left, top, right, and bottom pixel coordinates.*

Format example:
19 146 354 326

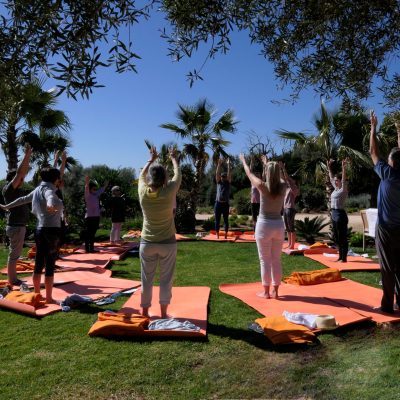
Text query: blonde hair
264 161 282 196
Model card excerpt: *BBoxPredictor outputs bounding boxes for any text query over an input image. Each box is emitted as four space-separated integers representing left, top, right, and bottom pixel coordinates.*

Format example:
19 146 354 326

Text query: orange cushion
88 312 150 337
284 268 342 285
256 316 316 345
5 291 45 308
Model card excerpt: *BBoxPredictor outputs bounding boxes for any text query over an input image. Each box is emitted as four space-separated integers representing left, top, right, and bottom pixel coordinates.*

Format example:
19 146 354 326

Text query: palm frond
159 123 189 137
276 129 309 144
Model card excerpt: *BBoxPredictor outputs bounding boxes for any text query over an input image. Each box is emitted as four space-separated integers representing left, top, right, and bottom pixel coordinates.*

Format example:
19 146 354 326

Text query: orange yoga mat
305 253 380 271
235 231 256 243
51 276 141 300
175 233 193 241
0 276 141 317
303 278 400 324
22 267 112 287
118 286 210 337
201 230 240 242
219 282 369 329
282 242 338 256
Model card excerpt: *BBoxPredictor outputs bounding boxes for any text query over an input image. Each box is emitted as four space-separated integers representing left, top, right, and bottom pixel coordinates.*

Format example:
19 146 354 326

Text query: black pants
331 209 348 261
376 224 400 312
34 228 61 277
85 216 100 252
214 201 229 233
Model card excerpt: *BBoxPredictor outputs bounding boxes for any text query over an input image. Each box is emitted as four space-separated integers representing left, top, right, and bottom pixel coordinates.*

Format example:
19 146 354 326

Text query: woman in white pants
240 154 286 299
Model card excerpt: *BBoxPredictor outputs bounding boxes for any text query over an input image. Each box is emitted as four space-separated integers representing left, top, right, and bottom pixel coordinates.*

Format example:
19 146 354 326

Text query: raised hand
149 146 158 162
261 154 268 165
370 110 378 129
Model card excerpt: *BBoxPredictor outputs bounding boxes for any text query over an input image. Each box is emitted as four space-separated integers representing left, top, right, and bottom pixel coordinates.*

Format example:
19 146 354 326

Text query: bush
202 217 215 231
349 232 363 247
175 207 196 233
233 188 251 215
175 190 196 233
299 185 327 211
295 216 330 244
124 217 143 231
346 193 370 211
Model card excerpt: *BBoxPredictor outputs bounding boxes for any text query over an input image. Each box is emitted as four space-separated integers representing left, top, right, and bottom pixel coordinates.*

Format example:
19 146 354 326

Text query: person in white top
240 154 286 299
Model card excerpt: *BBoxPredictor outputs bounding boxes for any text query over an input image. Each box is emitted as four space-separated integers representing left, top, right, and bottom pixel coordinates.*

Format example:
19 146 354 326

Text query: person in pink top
240 153 286 299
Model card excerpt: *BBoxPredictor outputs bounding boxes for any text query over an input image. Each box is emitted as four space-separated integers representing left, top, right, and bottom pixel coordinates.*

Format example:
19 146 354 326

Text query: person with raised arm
2 144 32 285
138 145 181 318
280 162 300 250
240 153 286 299
214 158 231 239
369 110 400 313
53 150 68 255
249 155 261 231
328 158 349 262
1 167 63 303
84 175 108 253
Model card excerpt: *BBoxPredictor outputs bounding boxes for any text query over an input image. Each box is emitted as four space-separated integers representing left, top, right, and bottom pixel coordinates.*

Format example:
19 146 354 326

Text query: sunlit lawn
1 240 399 400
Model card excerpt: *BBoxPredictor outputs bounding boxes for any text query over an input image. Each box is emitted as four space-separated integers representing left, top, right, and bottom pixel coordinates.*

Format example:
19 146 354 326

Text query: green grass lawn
1 241 399 400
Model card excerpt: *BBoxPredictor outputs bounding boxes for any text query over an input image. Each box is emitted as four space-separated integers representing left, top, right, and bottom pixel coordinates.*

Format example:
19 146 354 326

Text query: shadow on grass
207 322 320 351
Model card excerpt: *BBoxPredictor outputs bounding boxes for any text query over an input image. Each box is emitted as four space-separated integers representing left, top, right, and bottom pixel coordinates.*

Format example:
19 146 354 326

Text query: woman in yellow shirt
138 145 181 318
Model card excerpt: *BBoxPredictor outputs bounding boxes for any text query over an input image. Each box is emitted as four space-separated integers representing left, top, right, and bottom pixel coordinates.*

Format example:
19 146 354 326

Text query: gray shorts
283 208 296 233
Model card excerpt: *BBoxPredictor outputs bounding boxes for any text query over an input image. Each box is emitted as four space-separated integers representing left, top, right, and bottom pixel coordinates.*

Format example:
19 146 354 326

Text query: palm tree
160 98 237 210
0 77 72 174
276 102 371 208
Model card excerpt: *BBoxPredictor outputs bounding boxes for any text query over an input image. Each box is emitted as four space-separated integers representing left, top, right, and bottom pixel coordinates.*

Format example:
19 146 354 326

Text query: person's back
139 170 181 242
259 183 286 219
375 160 400 228
138 146 181 319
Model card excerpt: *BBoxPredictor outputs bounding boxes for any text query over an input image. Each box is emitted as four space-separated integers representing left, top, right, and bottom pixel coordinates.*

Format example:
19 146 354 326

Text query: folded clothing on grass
284 268 342 285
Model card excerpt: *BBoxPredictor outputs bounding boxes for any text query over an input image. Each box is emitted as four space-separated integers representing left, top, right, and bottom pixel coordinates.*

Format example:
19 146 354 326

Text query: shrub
233 188 251 215
124 217 143 231
175 207 196 233
295 216 330 244
202 217 215 231
299 185 327 211
349 232 363 247
346 193 370 211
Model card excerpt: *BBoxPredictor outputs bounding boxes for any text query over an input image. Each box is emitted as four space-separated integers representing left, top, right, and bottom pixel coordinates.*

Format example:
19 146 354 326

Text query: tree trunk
191 157 206 213
4 122 19 171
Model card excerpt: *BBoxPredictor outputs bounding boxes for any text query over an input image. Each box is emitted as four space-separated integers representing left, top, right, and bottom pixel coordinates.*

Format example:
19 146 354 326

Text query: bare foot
271 287 279 299
256 291 270 299
161 313 173 319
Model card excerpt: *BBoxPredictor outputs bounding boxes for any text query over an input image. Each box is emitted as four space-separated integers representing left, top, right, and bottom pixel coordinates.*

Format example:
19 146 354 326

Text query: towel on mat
5 291 45 309
284 268 342 285
255 316 317 345
309 242 329 249
88 311 150 337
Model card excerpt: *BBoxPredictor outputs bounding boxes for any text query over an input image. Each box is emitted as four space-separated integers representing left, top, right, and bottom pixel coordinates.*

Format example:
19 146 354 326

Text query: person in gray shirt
328 158 349 262
2 144 32 285
1 167 63 303
214 158 231 239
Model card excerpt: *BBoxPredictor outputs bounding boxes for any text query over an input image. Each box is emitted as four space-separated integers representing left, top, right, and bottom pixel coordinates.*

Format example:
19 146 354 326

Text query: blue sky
0 11 392 178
